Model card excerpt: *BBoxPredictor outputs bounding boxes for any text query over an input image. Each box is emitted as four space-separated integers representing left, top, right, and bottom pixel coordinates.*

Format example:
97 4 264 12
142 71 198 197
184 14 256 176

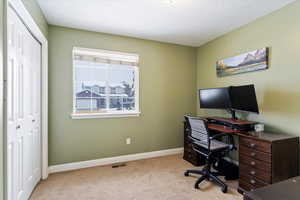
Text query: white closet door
7 7 42 200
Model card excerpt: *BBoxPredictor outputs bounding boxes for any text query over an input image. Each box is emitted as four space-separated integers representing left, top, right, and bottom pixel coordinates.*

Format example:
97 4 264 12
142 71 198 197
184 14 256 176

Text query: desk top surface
208 123 298 142
244 176 300 200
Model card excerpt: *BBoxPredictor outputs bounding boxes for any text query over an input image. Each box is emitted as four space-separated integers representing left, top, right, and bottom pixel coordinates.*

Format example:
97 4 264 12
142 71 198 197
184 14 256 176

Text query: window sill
71 112 141 119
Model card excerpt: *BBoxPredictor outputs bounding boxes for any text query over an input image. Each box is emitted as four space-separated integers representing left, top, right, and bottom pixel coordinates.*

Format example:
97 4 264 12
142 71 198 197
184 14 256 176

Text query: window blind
73 47 139 66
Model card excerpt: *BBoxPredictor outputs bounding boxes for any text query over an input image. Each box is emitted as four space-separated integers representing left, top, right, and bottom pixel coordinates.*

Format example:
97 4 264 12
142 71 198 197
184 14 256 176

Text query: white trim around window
71 47 140 119
71 111 141 119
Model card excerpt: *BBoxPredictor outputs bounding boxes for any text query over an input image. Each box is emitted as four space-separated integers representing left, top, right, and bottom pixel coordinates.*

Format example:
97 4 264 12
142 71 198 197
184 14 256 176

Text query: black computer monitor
198 85 259 119
199 87 231 109
230 84 259 114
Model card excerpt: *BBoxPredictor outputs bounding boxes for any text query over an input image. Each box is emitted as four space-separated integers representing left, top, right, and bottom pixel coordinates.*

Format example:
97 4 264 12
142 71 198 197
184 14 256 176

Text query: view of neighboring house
76 83 135 112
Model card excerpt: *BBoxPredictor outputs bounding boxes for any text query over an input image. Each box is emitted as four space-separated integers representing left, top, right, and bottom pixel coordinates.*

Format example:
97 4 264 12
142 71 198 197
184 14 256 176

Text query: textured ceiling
37 0 295 46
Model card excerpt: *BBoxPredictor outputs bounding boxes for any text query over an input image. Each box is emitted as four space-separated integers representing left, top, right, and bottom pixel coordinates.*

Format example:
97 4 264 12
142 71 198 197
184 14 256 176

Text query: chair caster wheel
194 184 199 189
222 186 228 193
184 171 189 176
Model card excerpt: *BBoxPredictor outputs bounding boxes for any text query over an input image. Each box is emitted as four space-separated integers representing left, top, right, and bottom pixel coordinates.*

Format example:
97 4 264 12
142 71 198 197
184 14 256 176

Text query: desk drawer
240 174 269 189
240 145 271 163
239 178 268 192
239 179 255 192
240 155 271 173
240 137 271 153
240 163 271 183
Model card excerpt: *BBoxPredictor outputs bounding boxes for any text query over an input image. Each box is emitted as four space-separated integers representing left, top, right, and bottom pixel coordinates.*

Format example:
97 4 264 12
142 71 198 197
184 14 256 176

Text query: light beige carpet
31 154 243 200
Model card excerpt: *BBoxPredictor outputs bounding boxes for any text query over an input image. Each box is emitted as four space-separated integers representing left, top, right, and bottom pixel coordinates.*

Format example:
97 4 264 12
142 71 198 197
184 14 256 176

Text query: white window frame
71 47 140 119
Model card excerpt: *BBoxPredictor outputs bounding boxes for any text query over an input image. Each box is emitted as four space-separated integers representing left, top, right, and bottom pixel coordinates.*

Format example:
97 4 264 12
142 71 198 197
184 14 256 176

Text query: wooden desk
235 131 299 194
183 118 299 195
208 123 299 194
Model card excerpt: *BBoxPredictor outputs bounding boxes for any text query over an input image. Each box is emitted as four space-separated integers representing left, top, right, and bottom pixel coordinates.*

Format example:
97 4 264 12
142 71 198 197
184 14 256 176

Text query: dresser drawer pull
251 152 256 157
250 179 256 184
250 171 256 175
250 161 256 166
250 143 256 148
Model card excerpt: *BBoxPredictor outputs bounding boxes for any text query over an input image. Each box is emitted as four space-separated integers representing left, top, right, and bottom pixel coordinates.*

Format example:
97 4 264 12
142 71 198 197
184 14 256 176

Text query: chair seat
195 139 229 151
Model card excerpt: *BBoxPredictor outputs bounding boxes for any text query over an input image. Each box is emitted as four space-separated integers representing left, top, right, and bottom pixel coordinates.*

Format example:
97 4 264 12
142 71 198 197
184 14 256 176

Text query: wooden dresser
238 132 299 193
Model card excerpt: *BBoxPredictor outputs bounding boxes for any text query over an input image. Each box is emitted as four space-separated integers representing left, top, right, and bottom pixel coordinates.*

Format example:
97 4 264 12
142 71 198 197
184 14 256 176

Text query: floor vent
112 163 127 168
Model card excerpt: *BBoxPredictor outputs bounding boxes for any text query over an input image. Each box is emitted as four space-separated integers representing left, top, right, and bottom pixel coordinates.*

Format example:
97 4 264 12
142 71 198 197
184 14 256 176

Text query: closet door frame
4 0 48 197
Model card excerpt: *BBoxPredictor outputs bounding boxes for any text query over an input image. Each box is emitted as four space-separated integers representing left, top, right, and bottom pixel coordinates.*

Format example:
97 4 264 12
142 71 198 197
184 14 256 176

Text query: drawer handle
251 161 256 166
250 143 256 148
250 179 256 184
251 152 256 157
250 171 256 175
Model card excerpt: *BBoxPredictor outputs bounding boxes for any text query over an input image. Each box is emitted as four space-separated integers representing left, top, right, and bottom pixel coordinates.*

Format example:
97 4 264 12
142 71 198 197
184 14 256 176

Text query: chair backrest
185 116 210 148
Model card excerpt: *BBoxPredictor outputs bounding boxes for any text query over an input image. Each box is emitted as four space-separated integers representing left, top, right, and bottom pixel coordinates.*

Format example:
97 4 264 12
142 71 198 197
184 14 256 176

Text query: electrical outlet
126 138 131 145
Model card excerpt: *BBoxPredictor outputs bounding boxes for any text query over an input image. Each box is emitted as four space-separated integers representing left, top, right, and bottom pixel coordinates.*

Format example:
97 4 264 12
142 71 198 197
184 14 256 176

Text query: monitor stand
229 109 237 120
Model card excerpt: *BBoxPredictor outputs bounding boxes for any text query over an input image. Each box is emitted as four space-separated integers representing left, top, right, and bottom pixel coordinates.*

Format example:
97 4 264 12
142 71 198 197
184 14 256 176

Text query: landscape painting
216 47 268 77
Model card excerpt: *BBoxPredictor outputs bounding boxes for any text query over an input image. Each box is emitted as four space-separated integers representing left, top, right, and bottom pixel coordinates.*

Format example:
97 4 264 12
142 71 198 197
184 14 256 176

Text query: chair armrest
209 133 228 140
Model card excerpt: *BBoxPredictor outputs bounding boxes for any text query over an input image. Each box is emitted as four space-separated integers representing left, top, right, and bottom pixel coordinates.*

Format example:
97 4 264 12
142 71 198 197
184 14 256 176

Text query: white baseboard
48 147 184 174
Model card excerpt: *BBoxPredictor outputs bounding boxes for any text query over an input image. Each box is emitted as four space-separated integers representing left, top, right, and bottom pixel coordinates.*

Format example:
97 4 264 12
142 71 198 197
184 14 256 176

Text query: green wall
196 1 300 136
48 25 197 165
22 0 48 38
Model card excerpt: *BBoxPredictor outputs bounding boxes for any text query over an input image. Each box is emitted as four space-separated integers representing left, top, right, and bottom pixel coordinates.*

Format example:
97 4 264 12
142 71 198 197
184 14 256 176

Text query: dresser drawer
240 145 271 163
239 179 256 192
239 178 268 192
240 137 271 153
240 163 271 183
240 155 271 172
240 173 269 189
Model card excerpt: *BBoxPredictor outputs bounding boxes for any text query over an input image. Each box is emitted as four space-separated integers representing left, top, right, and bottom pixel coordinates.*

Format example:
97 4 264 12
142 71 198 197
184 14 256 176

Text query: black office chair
184 116 232 193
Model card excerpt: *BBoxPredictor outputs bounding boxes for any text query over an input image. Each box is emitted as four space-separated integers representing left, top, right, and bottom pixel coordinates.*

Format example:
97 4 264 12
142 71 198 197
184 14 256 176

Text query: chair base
184 169 228 193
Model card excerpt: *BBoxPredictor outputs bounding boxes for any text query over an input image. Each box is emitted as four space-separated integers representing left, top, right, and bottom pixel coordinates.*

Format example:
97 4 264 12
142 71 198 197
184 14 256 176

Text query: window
72 47 140 119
